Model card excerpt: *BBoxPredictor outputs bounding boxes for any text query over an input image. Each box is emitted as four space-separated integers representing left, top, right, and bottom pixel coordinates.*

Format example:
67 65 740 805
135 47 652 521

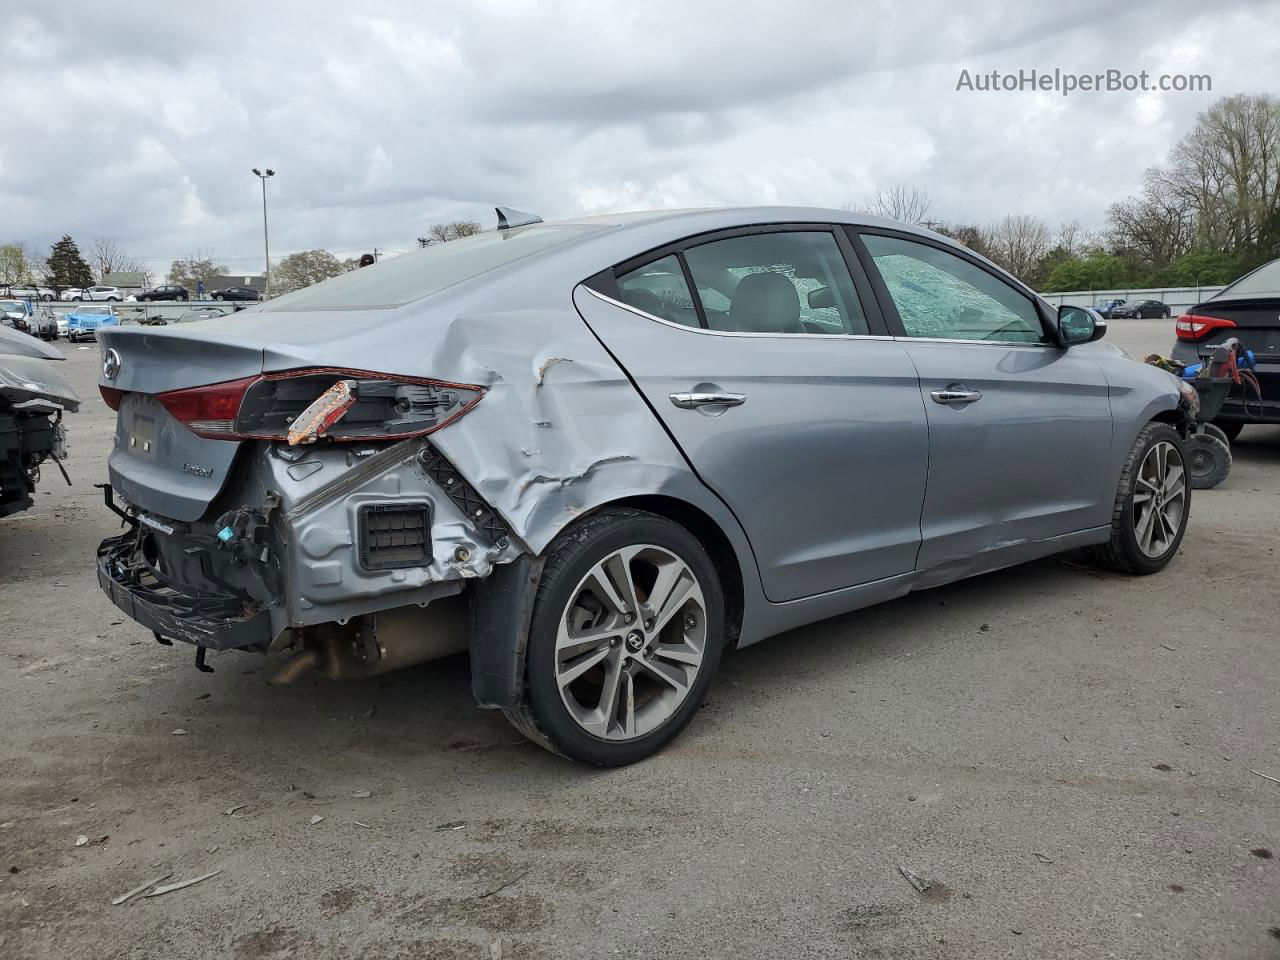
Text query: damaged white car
97 207 1192 765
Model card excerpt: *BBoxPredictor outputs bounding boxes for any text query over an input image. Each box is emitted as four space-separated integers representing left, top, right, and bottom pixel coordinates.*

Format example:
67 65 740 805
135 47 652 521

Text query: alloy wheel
1133 440 1186 558
554 544 706 741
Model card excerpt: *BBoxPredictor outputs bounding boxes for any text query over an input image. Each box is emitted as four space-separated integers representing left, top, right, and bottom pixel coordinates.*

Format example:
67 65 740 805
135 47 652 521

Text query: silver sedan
95 206 1194 765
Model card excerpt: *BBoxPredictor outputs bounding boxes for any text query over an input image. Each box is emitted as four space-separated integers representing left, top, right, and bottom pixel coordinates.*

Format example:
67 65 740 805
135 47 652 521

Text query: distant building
101 271 148 295
209 274 267 293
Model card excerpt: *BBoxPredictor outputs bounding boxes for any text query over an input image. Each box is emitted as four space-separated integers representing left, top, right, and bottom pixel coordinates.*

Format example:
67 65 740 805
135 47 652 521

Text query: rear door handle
930 387 983 405
669 392 747 409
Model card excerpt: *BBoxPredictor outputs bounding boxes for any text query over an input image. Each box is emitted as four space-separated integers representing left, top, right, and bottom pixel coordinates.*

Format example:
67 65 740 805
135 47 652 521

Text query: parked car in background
175 305 235 323
1113 299 1171 319
65 305 119 342
6 284 56 301
136 284 190 302
1171 256 1280 440
0 299 53 338
0 299 32 334
1092 298 1127 318
56 313 69 338
59 285 123 302
26 304 58 340
0 325 79 517
211 285 261 302
95 206 1196 766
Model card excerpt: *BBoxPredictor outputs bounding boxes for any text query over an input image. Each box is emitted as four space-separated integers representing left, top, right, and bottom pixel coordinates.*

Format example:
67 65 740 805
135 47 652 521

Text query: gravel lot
2 319 1277 959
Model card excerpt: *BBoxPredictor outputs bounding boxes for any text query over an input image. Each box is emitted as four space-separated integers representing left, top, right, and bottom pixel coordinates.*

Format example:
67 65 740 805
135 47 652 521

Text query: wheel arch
598 493 745 649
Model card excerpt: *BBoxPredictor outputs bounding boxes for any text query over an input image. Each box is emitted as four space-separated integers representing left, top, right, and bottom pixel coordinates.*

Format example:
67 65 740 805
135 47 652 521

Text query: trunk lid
98 326 273 522
95 302 485 522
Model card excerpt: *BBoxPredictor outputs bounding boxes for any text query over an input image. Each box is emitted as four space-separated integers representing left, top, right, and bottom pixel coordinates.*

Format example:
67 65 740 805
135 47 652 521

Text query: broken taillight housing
156 369 484 442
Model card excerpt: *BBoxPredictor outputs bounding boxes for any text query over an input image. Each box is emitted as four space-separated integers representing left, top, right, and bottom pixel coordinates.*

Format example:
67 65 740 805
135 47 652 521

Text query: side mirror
1057 305 1106 346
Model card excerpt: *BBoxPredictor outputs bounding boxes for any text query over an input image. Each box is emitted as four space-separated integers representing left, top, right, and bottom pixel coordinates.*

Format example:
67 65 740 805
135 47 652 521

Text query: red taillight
1175 313 1236 341
155 369 484 443
156 377 258 438
99 385 125 410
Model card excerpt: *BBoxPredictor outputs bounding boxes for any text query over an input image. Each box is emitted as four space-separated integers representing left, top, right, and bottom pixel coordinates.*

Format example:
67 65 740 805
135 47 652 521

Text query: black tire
1185 430 1232 490
213 293 224 301
506 507 724 766
1085 422 1191 575
1212 419 1244 442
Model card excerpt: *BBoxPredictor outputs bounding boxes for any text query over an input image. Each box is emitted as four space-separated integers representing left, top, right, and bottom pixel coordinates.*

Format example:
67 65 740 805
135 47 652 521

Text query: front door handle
930 386 983 405
669 392 747 410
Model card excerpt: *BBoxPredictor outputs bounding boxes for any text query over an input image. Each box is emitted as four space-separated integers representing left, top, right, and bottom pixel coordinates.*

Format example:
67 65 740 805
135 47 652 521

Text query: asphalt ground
1 318 1277 959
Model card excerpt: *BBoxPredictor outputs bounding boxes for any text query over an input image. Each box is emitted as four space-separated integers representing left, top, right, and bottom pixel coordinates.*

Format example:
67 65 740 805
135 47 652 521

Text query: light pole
251 167 275 294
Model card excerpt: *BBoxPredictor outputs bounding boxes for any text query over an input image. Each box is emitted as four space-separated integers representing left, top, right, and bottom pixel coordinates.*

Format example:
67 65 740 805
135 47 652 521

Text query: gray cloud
2 0 1277 274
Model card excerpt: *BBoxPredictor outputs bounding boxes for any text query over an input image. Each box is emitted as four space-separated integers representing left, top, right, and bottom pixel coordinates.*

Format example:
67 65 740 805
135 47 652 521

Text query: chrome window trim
581 285 895 342
890 335 1058 349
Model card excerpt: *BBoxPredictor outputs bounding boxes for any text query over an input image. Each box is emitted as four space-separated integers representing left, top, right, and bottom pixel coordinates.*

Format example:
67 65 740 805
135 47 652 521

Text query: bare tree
1160 94 1280 251
848 185 934 225
424 220 483 244
1106 169 1196 267
982 214 1051 279
168 250 228 290
89 237 143 280
930 222 989 257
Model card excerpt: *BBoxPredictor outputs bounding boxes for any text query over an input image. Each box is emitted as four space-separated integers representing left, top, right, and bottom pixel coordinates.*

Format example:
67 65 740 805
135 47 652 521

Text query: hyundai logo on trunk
102 348 122 381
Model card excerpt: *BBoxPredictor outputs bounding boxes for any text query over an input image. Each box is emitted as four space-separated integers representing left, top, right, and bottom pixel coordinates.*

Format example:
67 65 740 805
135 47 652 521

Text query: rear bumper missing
96 531 273 650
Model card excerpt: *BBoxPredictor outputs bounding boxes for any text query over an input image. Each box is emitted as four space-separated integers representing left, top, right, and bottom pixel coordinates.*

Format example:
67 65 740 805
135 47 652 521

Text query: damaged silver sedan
96 207 1193 765
1 326 78 517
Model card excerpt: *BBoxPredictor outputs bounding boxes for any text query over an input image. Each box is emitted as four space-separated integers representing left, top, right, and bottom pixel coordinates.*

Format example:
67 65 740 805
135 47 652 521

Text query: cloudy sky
4 0 1278 274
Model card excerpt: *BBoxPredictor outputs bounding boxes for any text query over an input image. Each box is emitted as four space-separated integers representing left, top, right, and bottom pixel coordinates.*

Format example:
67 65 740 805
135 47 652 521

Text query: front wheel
506 508 724 766
1086 422 1190 575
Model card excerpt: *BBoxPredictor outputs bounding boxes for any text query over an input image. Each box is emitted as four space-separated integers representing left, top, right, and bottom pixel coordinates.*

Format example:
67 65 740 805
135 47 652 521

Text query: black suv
137 284 190 302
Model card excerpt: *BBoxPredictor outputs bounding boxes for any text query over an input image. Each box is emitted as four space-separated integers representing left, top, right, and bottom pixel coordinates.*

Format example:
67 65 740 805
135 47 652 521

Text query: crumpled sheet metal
0 353 81 412
423 308 696 556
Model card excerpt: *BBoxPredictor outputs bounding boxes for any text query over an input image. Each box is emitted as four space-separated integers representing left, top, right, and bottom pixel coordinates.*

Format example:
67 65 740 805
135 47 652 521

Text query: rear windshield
260 224 599 311
1216 258 1280 299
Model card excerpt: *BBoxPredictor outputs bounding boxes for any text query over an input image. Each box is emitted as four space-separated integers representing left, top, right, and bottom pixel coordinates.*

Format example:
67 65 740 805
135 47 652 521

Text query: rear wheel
506 508 724 766
1086 423 1190 575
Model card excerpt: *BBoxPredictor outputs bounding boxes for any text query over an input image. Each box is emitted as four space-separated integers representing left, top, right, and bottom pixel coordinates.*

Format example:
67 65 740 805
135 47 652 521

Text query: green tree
1154 249 1245 286
168 252 228 291
271 249 348 294
1042 251 1134 292
47 235 93 287
0 242 32 286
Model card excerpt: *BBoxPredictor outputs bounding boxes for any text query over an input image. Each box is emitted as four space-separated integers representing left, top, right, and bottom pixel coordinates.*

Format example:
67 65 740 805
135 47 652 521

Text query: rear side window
862 234 1046 343
683 232 868 335
616 255 699 327
261 224 599 311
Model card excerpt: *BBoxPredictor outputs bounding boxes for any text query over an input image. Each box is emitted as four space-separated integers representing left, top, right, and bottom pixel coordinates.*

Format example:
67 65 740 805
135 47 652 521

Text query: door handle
930 387 983 405
669 392 747 409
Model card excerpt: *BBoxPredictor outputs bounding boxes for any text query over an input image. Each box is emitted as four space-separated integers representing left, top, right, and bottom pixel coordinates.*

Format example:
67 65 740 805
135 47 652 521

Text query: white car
59 288 83 301
6 284 55 301
63 285 123 302
56 314 69 337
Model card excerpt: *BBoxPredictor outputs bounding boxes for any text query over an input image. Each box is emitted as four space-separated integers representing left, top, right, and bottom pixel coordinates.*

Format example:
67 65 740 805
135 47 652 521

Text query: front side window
615 255 698 327
682 231 867 335
864 234 1045 343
